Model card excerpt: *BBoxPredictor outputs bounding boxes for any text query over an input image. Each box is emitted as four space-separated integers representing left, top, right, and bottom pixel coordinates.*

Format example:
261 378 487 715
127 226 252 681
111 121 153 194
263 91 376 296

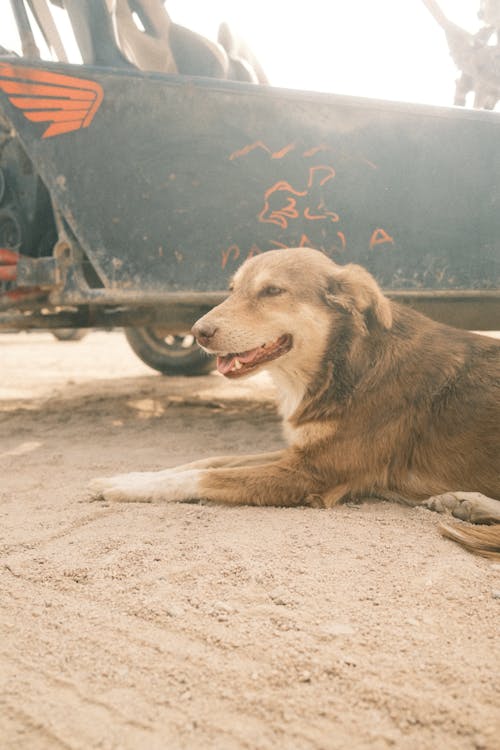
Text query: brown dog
90 248 500 558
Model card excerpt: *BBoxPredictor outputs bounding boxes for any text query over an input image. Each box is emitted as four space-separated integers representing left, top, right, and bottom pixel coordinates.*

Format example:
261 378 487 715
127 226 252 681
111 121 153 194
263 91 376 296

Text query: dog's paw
425 492 500 524
88 469 202 504
450 492 500 524
88 473 155 502
423 492 461 514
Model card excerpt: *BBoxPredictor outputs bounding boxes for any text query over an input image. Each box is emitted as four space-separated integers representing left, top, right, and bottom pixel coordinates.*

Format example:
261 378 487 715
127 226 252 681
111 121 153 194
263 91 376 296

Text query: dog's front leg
89 466 204 503
157 449 286 472
192 460 320 506
89 450 286 503
89 454 321 506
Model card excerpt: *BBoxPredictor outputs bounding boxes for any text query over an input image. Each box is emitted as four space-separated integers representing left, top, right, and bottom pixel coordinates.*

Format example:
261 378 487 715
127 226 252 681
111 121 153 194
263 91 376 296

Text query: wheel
125 326 214 375
52 328 87 341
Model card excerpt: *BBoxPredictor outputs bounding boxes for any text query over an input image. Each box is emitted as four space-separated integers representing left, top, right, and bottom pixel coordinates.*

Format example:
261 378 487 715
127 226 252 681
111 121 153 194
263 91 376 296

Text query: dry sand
0 331 499 750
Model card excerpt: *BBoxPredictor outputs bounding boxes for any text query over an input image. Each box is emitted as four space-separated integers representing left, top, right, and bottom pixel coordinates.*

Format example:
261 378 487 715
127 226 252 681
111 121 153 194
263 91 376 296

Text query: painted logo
0 62 103 138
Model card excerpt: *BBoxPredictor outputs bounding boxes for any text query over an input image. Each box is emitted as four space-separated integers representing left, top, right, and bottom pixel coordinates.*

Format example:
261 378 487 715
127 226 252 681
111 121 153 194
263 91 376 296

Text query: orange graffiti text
369 228 394 249
303 145 333 157
259 166 337 230
304 205 339 222
271 143 296 159
246 244 262 259
221 244 241 270
307 165 335 187
336 231 346 249
258 180 307 229
229 141 296 161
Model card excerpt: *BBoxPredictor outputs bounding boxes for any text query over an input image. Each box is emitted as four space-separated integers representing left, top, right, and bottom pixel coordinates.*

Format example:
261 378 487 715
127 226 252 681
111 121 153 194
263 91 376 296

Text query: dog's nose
191 320 218 347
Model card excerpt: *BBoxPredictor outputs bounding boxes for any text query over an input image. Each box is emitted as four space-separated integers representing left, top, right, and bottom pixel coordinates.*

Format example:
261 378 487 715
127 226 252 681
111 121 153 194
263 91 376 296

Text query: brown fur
439 523 500 560
92 248 500 558
188 248 500 558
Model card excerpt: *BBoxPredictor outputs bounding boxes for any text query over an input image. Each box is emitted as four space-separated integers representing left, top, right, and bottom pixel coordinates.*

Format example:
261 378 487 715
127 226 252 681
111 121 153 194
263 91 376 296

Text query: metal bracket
16 255 59 288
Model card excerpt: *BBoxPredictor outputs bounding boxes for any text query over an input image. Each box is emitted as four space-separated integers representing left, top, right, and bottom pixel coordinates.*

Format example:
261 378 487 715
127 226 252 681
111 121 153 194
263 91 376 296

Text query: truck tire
125 326 214 376
52 328 87 341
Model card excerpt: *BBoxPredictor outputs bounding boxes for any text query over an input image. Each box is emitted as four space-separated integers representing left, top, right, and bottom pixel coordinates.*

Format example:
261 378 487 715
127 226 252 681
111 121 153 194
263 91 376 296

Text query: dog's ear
323 264 392 330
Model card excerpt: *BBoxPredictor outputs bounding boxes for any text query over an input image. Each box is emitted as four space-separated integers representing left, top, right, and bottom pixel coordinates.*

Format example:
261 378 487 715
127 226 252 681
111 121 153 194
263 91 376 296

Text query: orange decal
246 244 262 259
261 197 300 229
258 167 339 229
229 141 297 161
271 143 295 159
269 237 313 249
278 197 300 217
229 141 271 160
304 205 339 222
258 181 307 229
304 207 325 221
303 145 332 157
221 244 241 269
0 62 103 138
325 209 340 222
369 228 394 249
263 181 307 201
307 165 335 187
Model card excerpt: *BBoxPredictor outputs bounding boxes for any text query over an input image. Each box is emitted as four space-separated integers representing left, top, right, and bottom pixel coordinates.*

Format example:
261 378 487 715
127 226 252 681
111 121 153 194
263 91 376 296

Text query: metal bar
61 0 95 63
49 287 500 307
1 293 498 331
0 304 215 330
27 0 69 62
8 0 41 58
0 288 46 311
387 296 500 331
48 288 228 307
387 290 500 301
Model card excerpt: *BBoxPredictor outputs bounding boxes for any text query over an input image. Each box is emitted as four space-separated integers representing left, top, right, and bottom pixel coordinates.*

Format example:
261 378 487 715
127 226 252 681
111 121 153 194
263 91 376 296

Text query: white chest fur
270 368 306 422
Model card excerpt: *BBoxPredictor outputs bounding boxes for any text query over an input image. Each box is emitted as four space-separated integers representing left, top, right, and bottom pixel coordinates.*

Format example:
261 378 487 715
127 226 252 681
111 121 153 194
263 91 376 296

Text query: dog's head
192 247 392 379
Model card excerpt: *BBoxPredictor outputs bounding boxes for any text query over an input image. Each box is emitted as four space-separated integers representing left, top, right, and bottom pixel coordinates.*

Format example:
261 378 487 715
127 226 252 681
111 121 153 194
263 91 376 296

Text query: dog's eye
260 286 284 297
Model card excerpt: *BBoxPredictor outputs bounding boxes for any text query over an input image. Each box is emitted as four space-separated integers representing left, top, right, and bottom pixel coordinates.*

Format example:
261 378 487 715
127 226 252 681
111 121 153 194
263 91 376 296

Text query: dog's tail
439 522 500 560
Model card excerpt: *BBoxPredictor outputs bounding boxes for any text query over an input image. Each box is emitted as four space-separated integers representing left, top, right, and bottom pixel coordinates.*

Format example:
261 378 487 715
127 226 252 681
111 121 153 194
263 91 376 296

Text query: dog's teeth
234 359 242 370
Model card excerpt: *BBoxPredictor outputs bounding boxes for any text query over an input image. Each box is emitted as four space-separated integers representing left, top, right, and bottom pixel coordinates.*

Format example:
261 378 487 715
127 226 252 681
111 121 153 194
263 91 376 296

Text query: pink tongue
217 355 236 375
216 346 262 374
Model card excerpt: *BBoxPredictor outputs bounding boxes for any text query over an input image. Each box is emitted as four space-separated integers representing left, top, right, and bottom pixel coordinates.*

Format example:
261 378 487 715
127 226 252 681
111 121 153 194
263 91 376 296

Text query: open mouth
216 334 293 378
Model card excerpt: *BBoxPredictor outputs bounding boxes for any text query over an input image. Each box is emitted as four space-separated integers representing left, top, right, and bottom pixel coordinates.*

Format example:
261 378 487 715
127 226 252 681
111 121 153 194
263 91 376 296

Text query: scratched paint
258 166 338 229
222 140 395 269
220 228 391 270
229 141 297 161
369 228 395 249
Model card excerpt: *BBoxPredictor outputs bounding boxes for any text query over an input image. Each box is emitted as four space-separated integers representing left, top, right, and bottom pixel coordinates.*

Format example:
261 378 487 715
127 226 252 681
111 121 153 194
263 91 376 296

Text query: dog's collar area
217 334 293 378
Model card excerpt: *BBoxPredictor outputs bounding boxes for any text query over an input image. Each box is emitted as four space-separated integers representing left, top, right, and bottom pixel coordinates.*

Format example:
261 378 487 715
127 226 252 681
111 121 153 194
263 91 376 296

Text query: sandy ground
0 330 499 750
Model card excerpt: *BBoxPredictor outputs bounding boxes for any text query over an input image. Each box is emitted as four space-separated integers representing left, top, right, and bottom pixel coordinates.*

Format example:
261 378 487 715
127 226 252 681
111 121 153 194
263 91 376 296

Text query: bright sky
0 1 489 107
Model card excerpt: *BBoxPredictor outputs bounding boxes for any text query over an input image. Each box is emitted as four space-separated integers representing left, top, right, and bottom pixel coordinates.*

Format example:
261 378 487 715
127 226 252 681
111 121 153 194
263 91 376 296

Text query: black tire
125 326 214 376
52 328 87 341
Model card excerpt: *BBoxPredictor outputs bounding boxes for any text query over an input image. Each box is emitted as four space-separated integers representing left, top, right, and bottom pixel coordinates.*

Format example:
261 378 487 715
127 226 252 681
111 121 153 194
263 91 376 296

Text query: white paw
88 469 201 503
451 493 500 524
425 492 500 524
